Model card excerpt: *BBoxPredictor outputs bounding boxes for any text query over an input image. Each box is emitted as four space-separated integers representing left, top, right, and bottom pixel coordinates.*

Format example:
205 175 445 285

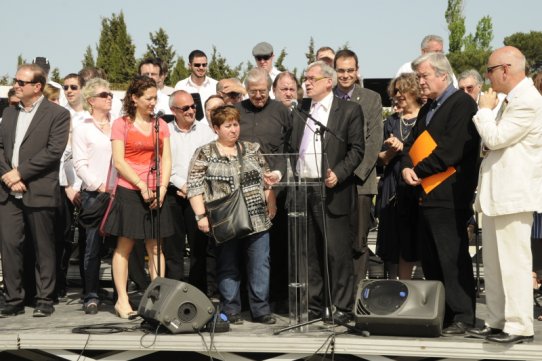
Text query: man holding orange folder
400 53 480 336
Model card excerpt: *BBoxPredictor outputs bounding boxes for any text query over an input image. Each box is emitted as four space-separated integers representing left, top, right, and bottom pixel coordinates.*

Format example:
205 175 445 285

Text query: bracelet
195 213 207 221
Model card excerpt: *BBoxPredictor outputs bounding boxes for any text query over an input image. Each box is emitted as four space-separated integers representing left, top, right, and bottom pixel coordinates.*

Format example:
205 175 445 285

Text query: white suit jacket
473 77 542 216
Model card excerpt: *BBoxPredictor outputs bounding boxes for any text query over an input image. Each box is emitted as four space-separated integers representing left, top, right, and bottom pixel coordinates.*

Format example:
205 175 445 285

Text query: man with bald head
164 90 216 291
467 46 542 344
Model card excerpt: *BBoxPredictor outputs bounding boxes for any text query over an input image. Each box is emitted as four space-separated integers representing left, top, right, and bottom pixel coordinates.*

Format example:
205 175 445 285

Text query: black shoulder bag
205 142 254 244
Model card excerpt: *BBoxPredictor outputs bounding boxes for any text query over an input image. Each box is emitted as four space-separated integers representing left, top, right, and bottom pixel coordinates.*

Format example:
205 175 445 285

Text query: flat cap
252 42 274 57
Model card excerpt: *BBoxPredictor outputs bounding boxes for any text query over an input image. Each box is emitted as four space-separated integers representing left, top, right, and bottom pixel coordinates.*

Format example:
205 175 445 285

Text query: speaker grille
356 280 408 315
178 302 197 322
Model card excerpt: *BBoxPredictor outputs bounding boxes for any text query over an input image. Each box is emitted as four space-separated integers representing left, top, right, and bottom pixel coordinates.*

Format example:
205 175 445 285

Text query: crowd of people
0 36 541 344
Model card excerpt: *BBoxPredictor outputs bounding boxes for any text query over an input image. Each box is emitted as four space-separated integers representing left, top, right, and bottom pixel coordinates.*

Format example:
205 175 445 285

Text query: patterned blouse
187 140 272 233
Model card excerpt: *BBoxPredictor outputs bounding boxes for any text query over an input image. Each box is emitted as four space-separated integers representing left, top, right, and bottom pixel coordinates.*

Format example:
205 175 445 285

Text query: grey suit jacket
291 96 364 216
335 84 383 195
0 99 70 207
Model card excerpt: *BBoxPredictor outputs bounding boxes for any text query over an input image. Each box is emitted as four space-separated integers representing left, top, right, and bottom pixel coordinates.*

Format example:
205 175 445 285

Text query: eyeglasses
255 55 271 61
192 63 207 68
63 84 80 91
248 89 268 96
225 92 241 98
486 64 511 74
336 68 356 75
13 78 36 87
304 76 328 84
93 91 113 99
172 104 196 112
459 85 475 92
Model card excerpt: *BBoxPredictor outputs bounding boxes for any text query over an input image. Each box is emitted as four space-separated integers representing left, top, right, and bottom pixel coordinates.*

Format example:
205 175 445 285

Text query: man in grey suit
0 64 70 317
290 61 364 322
334 50 383 285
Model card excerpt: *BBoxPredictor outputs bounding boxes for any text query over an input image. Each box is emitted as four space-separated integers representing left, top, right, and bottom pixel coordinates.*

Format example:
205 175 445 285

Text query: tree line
3 4 542 88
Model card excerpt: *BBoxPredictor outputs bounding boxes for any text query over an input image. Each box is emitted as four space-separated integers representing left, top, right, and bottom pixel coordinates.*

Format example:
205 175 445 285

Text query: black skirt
104 186 174 239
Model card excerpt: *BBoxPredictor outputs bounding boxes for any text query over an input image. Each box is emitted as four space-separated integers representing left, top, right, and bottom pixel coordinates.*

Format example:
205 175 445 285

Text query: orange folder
408 130 456 194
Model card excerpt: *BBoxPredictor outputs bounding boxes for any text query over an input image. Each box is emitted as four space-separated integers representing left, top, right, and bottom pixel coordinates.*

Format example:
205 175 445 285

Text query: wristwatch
195 213 207 221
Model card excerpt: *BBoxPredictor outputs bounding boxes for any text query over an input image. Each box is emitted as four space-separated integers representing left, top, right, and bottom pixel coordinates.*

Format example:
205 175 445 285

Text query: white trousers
482 212 534 336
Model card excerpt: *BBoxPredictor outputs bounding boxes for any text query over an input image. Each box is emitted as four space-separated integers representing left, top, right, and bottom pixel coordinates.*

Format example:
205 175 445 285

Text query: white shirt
168 120 217 189
72 117 113 191
174 76 218 109
298 91 334 178
156 91 172 115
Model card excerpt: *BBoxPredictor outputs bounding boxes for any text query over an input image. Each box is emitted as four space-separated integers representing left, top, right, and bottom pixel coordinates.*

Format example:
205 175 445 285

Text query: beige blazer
473 78 542 216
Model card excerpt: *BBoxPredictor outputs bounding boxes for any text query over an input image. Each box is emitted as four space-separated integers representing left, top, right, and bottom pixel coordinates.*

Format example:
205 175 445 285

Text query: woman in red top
104 76 173 319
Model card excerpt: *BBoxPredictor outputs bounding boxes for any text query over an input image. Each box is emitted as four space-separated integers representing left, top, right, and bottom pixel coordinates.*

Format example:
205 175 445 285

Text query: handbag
205 142 254 244
78 192 111 228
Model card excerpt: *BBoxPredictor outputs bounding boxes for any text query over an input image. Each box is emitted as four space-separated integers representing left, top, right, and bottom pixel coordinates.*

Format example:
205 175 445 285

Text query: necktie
341 94 350 101
495 99 508 122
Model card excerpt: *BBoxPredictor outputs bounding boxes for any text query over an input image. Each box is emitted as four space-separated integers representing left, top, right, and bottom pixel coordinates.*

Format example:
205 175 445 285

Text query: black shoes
33 303 54 317
226 313 244 325
486 332 534 344
0 304 25 317
253 314 276 325
84 299 99 315
442 321 471 336
324 310 353 325
465 325 502 339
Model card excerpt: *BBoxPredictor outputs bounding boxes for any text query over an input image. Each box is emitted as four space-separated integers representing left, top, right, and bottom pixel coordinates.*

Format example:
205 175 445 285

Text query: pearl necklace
398 114 416 142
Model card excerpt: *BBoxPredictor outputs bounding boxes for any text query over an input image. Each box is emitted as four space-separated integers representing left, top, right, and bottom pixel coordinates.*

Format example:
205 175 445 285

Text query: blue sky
1 0 541 81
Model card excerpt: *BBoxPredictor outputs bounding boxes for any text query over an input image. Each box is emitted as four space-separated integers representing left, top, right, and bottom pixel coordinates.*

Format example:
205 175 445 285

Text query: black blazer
290 96 364 216
0 99 70 207
401 90 480 210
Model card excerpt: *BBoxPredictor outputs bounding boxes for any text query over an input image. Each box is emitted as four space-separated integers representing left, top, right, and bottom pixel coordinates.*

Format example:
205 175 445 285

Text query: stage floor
0 290 541 361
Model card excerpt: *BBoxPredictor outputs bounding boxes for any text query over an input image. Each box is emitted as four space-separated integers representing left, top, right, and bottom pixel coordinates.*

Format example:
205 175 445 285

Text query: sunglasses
13 78 36 86
192 63 207 68
225 92 241 98
255 55 271 61
63 84 79 91
172 104 196 112
93 91 113 99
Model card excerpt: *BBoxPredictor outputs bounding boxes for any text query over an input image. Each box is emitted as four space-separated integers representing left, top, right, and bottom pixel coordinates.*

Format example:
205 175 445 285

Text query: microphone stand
274 103 347 335
152 113 162 278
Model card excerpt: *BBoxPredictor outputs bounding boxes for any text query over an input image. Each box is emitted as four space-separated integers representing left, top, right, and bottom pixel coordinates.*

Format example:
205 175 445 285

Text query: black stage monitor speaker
138 277 215 334
354 279 445 337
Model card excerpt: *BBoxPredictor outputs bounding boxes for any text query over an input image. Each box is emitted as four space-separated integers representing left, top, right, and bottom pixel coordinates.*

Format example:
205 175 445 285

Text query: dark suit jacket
335 84 383 195
0 99 70 208
291 95 364 216
401 90 479 210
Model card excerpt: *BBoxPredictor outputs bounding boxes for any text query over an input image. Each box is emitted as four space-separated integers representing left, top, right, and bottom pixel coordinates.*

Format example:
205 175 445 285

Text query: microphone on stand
152 110 165 119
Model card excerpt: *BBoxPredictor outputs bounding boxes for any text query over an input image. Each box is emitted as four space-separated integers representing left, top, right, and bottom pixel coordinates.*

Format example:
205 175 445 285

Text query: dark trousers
305 186 356 312
0 197 56 307
418 207 476 325
269 190 289 306
163 190 211 294
352 194 373 287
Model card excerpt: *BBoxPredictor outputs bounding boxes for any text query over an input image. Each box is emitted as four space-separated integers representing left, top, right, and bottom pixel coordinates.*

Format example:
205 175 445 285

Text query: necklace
398 114 416 142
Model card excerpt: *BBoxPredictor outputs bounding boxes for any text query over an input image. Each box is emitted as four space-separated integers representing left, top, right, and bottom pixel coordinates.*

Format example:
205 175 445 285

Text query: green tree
81 45 95 68
275 48 287 72
445 0 466 52
338 42 350 51
17 54 26 67
96 11 136 85
169 56 190 86
0 75 10 85
305 37 315 64
50 68 62 83
207 46 242 80
446 1 493 75
504 31 542 68
143 28 176 82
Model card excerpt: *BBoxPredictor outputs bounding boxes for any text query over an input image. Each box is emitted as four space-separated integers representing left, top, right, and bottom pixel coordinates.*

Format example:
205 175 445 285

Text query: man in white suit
468 46 542 344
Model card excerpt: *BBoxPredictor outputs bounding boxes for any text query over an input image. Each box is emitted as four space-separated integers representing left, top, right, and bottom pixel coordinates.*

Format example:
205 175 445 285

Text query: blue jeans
216 231 271 318
80 191 104 302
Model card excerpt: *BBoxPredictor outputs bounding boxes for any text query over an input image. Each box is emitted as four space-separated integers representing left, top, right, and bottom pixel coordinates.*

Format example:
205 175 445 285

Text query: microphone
152 110 165 119
289 100 299 111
